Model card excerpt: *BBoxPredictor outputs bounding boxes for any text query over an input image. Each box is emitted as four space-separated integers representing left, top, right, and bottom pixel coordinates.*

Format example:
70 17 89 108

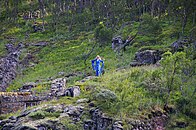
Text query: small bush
94 22 112 45
95 89 117 102
29 110 46 120
29 110 60 120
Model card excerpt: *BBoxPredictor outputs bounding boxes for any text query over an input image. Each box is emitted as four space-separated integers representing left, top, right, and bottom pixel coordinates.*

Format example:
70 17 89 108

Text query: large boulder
131 50 161 66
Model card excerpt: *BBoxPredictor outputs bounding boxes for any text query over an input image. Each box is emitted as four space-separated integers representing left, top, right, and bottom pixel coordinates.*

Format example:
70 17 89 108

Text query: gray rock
2 123 15 130
76 98 89 104
50 78 66 97
112 121 123 130
112 36 124 50
87 108 113 130
64 86 80 97
0 43 23 91
19 82 36 92
79 76 96 83
134 50 162 65
64 105 84 117
32 41 49 47
83 119 95 130
9 116 17 120
44 105 63 113
51 78 66 90
171 38 189 52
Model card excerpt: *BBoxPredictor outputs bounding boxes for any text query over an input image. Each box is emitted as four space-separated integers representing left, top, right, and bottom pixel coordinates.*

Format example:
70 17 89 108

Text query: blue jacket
91 59 104 76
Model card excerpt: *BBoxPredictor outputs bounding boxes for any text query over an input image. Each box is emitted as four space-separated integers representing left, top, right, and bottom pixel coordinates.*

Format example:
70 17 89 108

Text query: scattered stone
64 105 84 117
64 86 80 97
76 98 89 104
44 105 63 113
83 119 95 130
51 78 66 90
112 121 123 130
88 102 95 107
79 76 96 83
59 113 69 118
58 71 65 76
19 82 36 92
33 41 49 47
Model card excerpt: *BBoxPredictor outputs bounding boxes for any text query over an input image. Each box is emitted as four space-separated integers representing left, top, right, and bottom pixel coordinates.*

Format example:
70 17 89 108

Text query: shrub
95 89 117 102
94 22 112 45
29 110 46 120
140 14 162 35
29 110 60 120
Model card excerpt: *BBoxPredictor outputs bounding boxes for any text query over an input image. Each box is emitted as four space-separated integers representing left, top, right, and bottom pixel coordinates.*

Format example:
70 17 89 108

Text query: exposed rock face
112 36 124 50
130 50 162 66
128 107 168 130
0 43 23 91
0 102 172 130
84 108 113 130
171 38 189 52
0 104 84 130
0 92 40 114
50 78 66 96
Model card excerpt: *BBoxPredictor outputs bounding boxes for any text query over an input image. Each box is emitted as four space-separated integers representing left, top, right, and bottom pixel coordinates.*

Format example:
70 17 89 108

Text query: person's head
96 55 101 60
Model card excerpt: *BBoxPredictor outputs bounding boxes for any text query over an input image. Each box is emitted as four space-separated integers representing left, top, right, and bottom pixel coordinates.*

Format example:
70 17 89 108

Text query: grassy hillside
0 1 195 129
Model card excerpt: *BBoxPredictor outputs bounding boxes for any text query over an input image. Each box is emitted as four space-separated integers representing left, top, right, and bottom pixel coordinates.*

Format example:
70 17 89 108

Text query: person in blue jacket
91 55 104 76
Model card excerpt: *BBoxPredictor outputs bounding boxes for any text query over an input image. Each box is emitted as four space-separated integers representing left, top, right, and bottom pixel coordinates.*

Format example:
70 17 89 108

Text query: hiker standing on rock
91 55 104 76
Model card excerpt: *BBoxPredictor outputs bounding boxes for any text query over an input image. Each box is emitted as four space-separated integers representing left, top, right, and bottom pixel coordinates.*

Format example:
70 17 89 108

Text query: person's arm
100 60 104 70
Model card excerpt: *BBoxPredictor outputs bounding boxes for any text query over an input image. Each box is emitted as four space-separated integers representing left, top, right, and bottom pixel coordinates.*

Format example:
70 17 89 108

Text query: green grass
77 66 163 118
0 11 195 129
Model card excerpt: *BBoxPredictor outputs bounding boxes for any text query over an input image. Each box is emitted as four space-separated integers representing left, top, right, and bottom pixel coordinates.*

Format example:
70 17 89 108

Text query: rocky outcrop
84 108 113 130
0 92 40 114
50 78 66 96
171 38 189 52
130 50 162 66
0 43 23 91
0 101 173 130
128 107 168 130
19 82 37 92
112 36 124 50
